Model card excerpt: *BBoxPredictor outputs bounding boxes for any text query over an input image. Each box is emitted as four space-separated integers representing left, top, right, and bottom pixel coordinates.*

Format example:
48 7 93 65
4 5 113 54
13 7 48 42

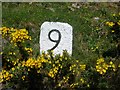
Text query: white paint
40 22 73 55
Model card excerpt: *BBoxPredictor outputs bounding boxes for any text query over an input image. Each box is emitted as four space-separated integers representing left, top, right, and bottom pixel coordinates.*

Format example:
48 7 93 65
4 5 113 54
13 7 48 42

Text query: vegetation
0 2 120 89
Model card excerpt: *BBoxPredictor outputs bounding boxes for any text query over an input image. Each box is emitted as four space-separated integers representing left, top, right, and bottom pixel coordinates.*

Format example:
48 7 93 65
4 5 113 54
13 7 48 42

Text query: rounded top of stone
41 21 72 29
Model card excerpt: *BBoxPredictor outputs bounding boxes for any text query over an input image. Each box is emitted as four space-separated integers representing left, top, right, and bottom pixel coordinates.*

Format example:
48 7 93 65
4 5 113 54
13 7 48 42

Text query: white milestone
40 22 73 55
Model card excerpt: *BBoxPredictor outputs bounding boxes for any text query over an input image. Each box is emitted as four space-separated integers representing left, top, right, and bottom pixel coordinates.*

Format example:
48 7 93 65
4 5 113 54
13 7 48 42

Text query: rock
40 22 73 55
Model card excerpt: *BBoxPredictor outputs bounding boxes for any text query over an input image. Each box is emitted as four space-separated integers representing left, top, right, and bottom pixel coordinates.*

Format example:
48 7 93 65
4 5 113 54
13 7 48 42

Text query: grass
1 2 120 89
2 2 119 63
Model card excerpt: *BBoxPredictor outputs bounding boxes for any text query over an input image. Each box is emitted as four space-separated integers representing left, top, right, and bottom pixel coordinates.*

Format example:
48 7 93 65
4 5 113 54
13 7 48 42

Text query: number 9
48 29 61 50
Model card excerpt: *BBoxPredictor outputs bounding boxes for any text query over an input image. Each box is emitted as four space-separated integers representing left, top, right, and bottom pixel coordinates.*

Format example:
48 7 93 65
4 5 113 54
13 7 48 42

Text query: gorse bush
0 12 120 89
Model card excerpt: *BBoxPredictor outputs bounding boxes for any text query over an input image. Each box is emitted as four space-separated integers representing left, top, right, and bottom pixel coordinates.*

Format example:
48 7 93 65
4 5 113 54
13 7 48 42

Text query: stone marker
40 22 73 55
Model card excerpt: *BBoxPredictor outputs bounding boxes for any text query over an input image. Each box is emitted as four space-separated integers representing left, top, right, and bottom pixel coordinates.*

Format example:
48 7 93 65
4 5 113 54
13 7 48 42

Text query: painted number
48 29 61 50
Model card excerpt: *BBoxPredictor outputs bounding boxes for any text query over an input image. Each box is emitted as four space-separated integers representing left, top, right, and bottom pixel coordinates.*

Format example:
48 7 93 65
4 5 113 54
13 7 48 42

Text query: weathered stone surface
40 22 73 55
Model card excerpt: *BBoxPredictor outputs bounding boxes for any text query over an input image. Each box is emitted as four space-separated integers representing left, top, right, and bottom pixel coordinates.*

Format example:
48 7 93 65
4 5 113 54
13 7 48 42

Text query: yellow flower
80 78 85 84
0 27 12 37
111 30 115 33
25 47 33 54
96 58 108 75
109 61 113 65
0 52 3 55
109 61 116 71
55 60 59 64
22 76 25 80
52 64 55 67
1 70 13 81
103 69 106 73
24 57 48 69
48 61 52 64
118 64 120 68
11 29 31 43
76 60 79 63
37 70 41 73
48 66 59 78
10 74 13 77
112 14 116 16
112 64 116 71
87 84 90 87
105 22 109 25
70 83 78 88
48 70 54 78
109 22 115 27
103 63 109 70
58 83 61 86
97 58 104 64
105 21 115 27
28 68 30 71
117 20 120 25
11 67 15 71
80 64 86 71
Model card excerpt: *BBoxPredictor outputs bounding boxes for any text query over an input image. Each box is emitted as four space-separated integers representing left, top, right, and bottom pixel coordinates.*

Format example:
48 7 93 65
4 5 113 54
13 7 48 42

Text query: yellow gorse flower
105 21 115 27
70 83 78 88
109 61 116 71
80 78 85 84
96 58 104 64
22 76 25 80
0 27 31 44
0 27 15 37
117 20 120 25
69 64 76 71
80 64 86 71
112 14 116 16
111 30 115 33
0 70 13 83
48 66 59 78
96 58 109 75
96 58 117 74
11 29 31 43
25 47 33 54
23 57 48 72
11 67 15 71
118 64 120 68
